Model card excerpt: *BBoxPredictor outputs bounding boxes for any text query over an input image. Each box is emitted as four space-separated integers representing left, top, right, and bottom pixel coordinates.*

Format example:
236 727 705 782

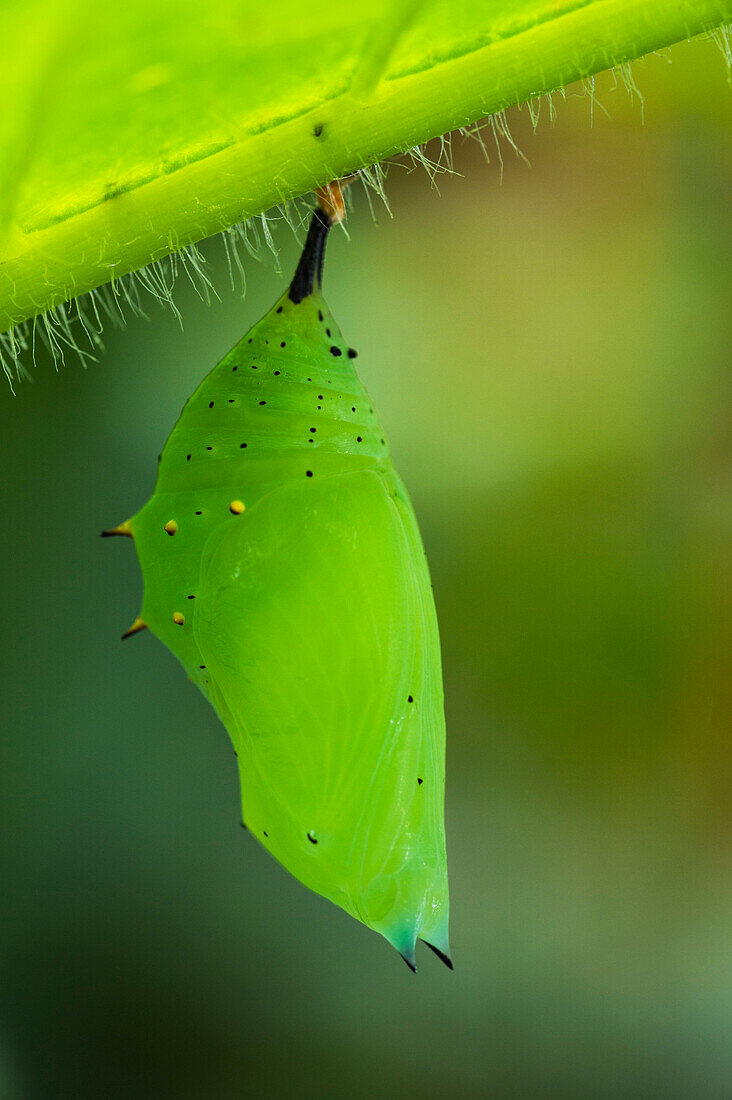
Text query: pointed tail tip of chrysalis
395 941 453 973
400 952 417 973
383 917 453 974
423 940 454 970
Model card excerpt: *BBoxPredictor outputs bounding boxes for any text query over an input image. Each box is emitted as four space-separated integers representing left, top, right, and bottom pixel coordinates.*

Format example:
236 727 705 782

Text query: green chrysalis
106 198 450 971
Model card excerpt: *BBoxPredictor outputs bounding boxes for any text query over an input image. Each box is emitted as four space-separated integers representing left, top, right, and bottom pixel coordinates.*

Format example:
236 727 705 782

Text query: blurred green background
1 37 730 1099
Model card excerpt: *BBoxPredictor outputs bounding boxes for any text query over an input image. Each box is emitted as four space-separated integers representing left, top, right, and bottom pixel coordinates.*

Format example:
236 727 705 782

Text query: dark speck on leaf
408 695 414 702
318 310 323 322
259 400 266 405
313 123 325 138
417 777 423 785
240 442 247 448
306 470 313 477
348 348 357 358
307 832 318 844
330 346 342 357
274 370 280 375
209 401 214 408
280 341 286 348
326 328 331 337
276 306 283 313
186 454 191 461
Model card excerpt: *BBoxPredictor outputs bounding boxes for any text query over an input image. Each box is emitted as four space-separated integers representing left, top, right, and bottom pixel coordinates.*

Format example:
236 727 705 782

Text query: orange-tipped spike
101 521 133 539
121 617 147 640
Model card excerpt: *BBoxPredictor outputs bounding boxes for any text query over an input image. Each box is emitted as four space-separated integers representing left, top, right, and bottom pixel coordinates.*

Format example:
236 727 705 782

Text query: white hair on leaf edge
2 32 728 388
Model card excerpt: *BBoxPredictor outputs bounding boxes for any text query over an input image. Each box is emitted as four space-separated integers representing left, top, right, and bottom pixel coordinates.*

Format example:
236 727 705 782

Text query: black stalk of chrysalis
288 206 332 303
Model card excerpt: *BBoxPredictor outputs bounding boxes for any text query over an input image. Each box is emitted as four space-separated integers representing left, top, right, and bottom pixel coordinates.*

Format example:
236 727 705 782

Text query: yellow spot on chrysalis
172 612 185 625
164 520 178 536
101 520 133 539
229 500 245 515
121 617 147 640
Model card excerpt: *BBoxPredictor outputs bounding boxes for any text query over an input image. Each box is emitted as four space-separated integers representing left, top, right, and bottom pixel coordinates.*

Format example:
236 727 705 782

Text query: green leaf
0 0 729 336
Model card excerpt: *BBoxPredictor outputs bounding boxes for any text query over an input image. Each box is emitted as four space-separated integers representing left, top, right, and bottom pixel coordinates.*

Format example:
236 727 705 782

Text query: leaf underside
0 0 729 335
